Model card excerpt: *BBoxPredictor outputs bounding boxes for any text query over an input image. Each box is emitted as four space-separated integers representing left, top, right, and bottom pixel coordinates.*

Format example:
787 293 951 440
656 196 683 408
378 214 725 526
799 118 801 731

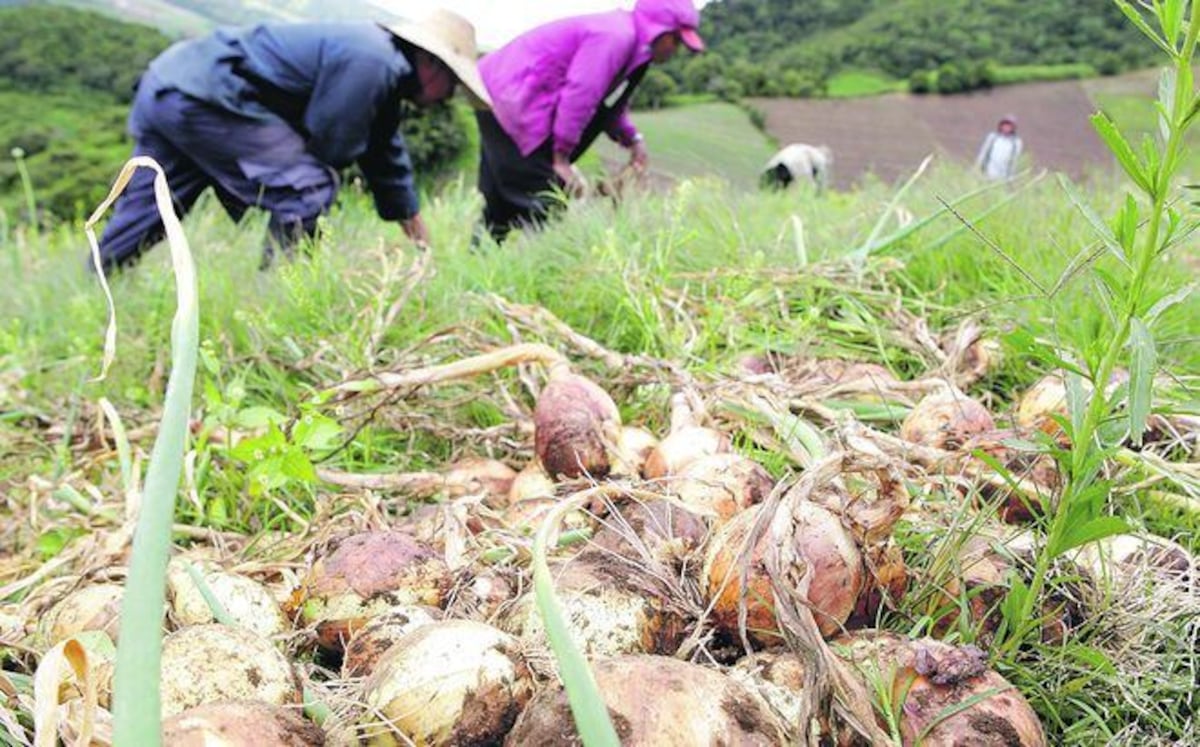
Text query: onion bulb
358 620 531 746
167 560 286 637
501 556 687 657
162 700 324 746
38 583 123 648
900 391 996 450
835 631 1046 746
705 501 863 644
506 461 556 504
533 369 622 479
295 531 450 651
342 605 440 678
444 457 517 508
669 453 774 521
506 655 786 744
157 624 299 717
589 498 709 569
643 426 732 479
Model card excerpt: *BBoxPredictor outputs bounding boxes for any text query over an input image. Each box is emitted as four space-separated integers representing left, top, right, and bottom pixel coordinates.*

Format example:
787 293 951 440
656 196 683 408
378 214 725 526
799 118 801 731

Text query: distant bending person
976 115 1023 181
761 143 832 193
93 11 490 273
474 0 705 244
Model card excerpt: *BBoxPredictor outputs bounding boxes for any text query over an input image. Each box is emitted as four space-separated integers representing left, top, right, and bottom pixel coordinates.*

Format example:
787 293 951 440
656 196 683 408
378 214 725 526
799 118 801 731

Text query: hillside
677 0 1159 97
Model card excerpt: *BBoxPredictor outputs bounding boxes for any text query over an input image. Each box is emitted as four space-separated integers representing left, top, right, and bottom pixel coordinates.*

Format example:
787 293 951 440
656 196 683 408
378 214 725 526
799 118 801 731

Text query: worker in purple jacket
474 0 704 244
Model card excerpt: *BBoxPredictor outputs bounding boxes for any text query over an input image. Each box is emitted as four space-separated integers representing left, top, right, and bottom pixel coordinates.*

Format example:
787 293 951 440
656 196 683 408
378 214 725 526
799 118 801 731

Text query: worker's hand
552 153 587 198
629 138 649 174
402 214 430 249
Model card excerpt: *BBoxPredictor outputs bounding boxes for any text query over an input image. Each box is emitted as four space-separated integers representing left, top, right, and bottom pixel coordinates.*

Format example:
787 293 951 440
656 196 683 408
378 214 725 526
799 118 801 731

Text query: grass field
826 69 906 98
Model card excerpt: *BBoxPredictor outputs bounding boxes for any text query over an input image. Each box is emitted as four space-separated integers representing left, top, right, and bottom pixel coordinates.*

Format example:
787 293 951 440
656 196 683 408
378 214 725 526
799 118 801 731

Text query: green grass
594 102 776 188
826 69 906 98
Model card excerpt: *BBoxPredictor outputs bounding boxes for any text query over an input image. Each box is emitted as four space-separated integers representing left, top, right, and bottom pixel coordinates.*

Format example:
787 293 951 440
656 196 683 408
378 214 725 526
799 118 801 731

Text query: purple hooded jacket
479 0 700 159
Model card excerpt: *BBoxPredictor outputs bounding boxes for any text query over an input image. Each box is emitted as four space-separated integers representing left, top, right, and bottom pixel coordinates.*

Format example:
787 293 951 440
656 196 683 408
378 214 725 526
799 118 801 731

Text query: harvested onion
359 620 531 746
295 531 450 651
506 654 786 744
162 700 324 746
900 390 996 450
38 583 123 648
705 500 863 644
669 453 774 521
533 369 622 479
157 624 299 717
835 631 1046 746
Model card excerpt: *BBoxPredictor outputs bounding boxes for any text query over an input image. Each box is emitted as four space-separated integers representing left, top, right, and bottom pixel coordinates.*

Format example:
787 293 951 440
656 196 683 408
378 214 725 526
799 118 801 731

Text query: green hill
675 0 1159 97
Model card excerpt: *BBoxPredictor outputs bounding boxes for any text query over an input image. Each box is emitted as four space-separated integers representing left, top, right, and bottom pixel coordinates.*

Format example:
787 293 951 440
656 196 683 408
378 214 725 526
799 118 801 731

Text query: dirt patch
751 79 1118 188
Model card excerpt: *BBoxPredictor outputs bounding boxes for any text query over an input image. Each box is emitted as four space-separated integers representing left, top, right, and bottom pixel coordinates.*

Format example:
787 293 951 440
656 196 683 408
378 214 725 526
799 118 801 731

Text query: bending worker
474 0 705 244
93 10 490 273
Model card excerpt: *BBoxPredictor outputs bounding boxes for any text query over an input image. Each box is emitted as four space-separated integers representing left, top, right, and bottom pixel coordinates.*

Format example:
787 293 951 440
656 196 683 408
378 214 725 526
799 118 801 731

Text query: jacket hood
633 0 700 52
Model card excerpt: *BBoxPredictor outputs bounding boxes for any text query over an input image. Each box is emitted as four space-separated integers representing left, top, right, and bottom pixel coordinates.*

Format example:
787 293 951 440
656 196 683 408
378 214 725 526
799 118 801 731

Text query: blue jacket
147 22 420 219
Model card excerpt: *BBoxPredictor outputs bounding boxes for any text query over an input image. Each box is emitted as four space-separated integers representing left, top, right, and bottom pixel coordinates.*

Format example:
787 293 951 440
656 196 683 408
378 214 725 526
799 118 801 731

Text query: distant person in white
761 143 833 193
976 115 1023 180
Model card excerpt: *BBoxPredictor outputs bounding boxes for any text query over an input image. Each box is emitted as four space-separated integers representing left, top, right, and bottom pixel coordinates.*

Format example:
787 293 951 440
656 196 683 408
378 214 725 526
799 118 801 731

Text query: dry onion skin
358 620 532 746
729 651 808 736
342 605 440 678
705 500 863 644
37 583 123 648
900 391 996 450
533 370 622 479
167 560 287 637
295 531 450 652
157 624 300 718
162 700 325 746
835 631 1046 746
505 654 786 745
643 426 733 479
501 556 687 657
669 453 775 521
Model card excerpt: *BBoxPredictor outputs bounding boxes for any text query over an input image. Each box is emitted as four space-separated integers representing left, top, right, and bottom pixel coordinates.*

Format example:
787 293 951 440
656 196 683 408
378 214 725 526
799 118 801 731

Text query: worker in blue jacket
93 10 490 273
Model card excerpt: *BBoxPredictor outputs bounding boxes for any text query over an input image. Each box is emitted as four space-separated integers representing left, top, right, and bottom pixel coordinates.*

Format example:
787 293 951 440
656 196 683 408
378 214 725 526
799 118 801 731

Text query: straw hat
387 9 491 108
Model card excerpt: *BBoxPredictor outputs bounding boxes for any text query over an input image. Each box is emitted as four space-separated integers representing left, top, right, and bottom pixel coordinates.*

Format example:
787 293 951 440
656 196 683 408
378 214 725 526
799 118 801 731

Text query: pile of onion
162 701 324 746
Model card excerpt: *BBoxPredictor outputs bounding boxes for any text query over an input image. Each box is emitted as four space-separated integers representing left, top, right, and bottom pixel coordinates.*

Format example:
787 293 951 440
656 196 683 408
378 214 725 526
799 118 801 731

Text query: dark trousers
475 110 559 244
95 75 337 273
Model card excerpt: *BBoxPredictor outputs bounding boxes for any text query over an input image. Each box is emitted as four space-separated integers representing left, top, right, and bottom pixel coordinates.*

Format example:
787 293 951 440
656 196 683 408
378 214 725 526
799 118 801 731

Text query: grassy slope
594 102 777 188
1086 69 1200 175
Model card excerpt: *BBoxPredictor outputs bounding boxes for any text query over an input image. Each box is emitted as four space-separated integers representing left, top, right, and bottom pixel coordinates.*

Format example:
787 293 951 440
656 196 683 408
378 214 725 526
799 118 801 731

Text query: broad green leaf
1091 113 1152 194
1000 573 1030 634
1113 194 1139 252
281 447 317 483
1128 318 1156 446
1069 646 1118 676
1049 517 1131 558
230 426 286 462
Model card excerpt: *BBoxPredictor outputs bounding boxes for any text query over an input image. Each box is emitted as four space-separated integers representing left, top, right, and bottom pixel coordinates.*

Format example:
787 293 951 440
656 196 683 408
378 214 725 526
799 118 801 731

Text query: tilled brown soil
751 78 1136 189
